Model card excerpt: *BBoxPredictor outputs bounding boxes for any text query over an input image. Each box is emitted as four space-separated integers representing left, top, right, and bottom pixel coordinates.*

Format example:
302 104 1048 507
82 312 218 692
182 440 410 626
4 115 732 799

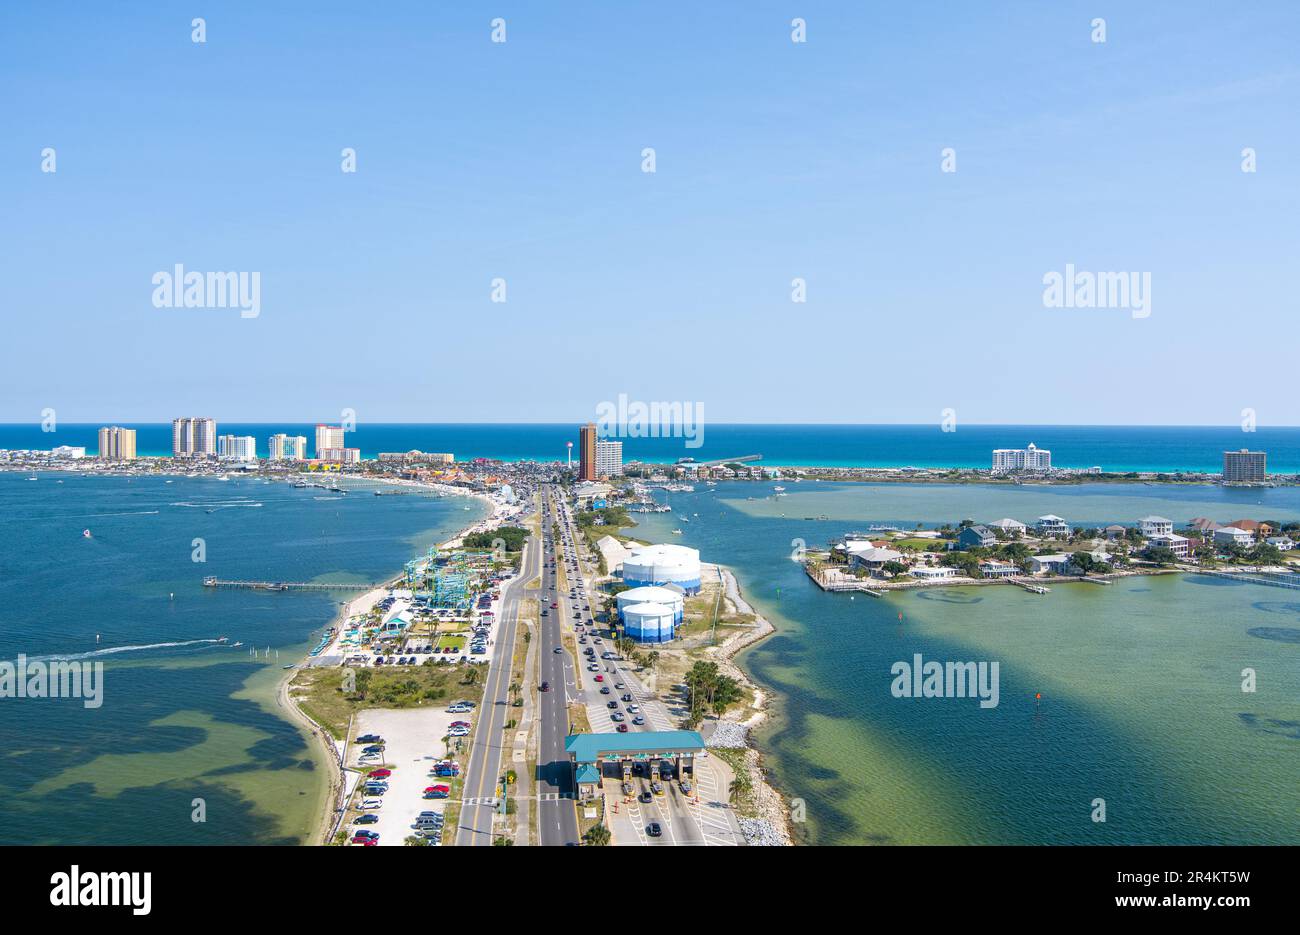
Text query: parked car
354 813 380 825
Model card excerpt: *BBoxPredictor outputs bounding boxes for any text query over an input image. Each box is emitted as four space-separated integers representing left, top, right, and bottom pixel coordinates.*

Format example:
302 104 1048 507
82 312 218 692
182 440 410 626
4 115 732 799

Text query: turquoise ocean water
4 422 1300 473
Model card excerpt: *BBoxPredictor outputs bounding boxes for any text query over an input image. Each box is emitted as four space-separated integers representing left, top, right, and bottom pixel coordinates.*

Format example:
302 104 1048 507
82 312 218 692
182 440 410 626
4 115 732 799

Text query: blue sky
1 2 1297 425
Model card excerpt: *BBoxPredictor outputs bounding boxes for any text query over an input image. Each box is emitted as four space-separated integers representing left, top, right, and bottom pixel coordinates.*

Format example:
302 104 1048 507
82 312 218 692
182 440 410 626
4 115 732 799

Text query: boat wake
30 638 228 663
81 510 162 518
170 500 264 510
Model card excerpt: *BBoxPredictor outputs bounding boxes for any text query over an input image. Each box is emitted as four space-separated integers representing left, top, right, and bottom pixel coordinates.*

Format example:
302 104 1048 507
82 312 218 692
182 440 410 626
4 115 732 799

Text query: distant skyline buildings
268 434 307 461
1223 448 1267 483
216 434 257 461
172 417 216 457
992 443 1052 474
97 426 136 461
578 423 597 481
595 439 623 477
315 425 345 459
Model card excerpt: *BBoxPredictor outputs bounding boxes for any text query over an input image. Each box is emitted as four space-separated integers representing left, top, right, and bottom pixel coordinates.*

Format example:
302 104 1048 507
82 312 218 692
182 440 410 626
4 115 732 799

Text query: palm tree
728 774 752 805
583 823 612 846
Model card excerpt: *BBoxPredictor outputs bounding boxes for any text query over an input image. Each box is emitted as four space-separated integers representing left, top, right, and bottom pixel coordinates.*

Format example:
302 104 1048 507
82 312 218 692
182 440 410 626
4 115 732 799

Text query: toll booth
565 730 706 802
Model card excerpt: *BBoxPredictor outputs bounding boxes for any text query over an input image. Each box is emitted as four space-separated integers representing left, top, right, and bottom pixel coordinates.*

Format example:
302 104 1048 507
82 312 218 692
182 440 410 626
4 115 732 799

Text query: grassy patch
290 663 485 741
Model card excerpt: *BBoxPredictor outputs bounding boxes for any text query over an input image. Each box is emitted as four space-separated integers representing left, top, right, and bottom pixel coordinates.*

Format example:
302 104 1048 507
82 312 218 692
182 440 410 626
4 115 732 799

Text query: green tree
583 823 612 846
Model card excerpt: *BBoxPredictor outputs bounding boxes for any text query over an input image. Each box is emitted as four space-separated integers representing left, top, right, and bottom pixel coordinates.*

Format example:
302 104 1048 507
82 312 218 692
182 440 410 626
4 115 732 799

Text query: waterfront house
987 518 1028 536
910 566 958 580
849 547 904 575
1139 516 1174 537
1103 524 1128 539
1029 553 1076 575
1213 527 1255 548
1035 515 1070 539
956 524 996 549
1188 517 1221 535
1228 519 1272 538
1146 533 1190 559
1266 536 1294 551
979 560 1019 579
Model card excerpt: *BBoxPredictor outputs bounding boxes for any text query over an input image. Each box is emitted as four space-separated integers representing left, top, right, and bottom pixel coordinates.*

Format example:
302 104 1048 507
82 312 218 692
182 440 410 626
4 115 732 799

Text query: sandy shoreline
280 480 506 846
709 566 794 846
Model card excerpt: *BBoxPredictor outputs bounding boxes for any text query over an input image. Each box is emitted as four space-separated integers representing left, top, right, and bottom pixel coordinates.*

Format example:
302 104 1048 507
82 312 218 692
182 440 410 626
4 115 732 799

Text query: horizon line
2 421 1298 430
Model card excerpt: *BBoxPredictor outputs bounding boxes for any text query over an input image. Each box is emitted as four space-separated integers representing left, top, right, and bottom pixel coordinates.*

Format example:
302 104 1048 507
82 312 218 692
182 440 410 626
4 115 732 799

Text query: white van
360 798 383 810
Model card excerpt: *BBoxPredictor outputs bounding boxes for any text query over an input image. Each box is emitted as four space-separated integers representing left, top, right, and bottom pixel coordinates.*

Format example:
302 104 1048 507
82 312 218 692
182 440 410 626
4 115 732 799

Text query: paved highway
537 486 582 845
455 511 540 846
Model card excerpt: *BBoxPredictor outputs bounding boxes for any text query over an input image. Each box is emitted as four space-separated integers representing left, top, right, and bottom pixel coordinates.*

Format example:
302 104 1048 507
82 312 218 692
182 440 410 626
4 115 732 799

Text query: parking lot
346 706 468 846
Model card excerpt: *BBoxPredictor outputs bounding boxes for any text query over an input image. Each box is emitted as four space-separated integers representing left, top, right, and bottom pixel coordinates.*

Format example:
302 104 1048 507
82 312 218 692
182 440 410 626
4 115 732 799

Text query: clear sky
2 2 1297 425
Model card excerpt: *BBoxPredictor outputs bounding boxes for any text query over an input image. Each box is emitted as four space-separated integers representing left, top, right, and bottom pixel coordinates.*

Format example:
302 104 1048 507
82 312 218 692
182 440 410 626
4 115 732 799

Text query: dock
1010 578 1050 594
202 576 390 592
1195 569 1300 590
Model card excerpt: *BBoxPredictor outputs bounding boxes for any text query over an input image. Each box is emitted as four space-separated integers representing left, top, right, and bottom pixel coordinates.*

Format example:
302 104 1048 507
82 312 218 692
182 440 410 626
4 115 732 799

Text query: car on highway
611 713 624 722
599 686 610 694
607 700 618 709
539 681 550 692
587 663 599 672
617 723 629 732
541 609 548 616
646 822 662 837
638 791 652 804
632 716 645 725
680 780 692 794
651 782 664 796
553 646 563 653
594 674 603 682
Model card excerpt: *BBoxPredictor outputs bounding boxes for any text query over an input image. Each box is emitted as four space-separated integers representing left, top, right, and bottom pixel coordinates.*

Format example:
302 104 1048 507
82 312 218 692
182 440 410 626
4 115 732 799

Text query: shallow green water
644 482 1300 844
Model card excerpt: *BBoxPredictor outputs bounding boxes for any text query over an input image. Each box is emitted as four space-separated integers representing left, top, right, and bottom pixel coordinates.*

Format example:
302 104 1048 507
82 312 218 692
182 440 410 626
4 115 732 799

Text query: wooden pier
1195 569 1300 590
202 576 389 592
1009 578 1050 594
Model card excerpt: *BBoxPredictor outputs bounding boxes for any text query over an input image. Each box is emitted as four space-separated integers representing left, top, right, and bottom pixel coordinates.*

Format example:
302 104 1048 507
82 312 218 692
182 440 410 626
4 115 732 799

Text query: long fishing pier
1195 569 1300 590
202 576 390 592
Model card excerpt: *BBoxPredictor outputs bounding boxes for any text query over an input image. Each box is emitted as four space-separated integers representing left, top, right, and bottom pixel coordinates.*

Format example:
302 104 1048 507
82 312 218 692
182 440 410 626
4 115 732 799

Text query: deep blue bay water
0 473 486 844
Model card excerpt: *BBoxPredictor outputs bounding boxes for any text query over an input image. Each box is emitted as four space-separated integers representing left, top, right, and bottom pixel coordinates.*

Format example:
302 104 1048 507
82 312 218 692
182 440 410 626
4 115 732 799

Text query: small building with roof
565 730 706 801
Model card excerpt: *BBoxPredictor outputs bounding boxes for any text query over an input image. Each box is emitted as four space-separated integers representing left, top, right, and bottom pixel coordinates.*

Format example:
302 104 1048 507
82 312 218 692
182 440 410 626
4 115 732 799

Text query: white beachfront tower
992 442 1052 474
